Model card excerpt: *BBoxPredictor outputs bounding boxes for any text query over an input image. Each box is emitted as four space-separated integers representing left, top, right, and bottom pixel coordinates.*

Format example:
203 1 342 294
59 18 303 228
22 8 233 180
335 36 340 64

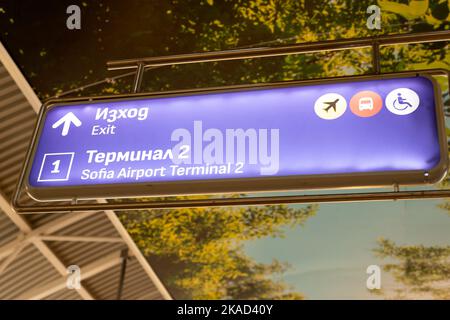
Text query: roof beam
0 41 41 111
0 192 95 299
31 240 94 300
18 251 123 300
0 211 96 260
0 191 31 232
0 236 24 260
0 240 27 274
38 235 124 243
36 211 98 235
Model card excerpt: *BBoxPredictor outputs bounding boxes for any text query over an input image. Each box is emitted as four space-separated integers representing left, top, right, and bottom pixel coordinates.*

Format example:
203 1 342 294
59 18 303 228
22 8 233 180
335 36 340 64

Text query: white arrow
52 112 82 136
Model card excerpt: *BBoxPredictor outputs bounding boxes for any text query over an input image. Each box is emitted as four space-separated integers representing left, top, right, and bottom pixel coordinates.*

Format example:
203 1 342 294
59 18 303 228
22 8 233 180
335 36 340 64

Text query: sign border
37 152 75 182
24 73 448 201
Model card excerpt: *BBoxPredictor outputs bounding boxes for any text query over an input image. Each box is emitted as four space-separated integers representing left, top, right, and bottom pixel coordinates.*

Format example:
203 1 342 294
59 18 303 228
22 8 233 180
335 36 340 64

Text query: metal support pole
9 189 450 214
372 41 381 74
132 63 145 93
116 248 129 300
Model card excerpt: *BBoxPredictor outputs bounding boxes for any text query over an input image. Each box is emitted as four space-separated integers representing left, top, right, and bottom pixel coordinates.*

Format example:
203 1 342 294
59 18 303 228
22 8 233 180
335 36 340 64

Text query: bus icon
358 97 374 111
350 91 382 117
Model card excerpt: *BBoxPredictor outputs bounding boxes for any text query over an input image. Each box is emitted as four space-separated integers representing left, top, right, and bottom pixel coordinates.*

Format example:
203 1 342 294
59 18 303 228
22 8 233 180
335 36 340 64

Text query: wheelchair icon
393 93 413 111
385 88 420 115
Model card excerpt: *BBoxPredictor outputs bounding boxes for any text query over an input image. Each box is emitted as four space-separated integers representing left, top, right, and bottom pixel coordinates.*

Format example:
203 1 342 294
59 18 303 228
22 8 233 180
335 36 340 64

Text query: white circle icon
314 93 347 120
385 88 420 115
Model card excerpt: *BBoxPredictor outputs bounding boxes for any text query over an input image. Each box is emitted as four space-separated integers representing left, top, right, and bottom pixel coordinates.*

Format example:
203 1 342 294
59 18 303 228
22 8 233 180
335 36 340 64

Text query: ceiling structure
0 41 171 300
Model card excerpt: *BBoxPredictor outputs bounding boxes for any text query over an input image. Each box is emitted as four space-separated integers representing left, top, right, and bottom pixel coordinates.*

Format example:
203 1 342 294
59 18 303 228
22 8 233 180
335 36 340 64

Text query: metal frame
106 31 450 71
11 30 450 213
18 71 450 202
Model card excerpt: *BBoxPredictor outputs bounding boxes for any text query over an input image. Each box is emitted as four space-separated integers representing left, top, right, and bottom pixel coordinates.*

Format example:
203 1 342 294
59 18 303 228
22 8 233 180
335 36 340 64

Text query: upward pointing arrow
52 112 82 136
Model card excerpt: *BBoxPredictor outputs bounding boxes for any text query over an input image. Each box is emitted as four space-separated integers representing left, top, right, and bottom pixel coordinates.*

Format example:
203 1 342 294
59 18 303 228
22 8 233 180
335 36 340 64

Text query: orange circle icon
349 91 382 117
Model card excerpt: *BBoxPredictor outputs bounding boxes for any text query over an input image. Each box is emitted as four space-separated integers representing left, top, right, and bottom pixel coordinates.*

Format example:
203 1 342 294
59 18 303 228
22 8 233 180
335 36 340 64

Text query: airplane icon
315 93 347 120
323 99 340 112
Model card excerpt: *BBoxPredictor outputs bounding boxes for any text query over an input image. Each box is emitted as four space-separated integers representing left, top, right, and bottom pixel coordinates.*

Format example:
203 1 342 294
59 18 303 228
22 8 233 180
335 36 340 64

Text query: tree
374 238 450 299
365 1 450 300
119 198 316 299
0 0 448 98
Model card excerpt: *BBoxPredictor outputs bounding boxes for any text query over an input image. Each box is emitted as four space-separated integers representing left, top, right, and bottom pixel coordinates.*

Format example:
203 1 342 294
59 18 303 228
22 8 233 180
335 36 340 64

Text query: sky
245 197 450 299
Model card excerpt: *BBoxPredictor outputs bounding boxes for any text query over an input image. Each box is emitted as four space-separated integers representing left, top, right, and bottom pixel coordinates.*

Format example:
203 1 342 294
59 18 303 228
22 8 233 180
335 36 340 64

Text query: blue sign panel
26 74 447 200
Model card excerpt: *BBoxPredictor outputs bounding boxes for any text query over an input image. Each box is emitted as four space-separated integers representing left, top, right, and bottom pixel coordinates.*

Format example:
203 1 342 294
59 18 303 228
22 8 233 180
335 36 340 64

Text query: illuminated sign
25 74 447 201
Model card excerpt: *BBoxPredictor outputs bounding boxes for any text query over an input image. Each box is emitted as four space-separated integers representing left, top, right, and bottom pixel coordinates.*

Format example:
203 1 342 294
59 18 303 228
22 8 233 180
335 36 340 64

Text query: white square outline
37 152 75 182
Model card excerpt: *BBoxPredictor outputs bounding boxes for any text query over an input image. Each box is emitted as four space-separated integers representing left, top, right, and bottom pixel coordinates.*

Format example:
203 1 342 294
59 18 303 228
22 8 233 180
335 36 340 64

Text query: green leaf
379 0 429 20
